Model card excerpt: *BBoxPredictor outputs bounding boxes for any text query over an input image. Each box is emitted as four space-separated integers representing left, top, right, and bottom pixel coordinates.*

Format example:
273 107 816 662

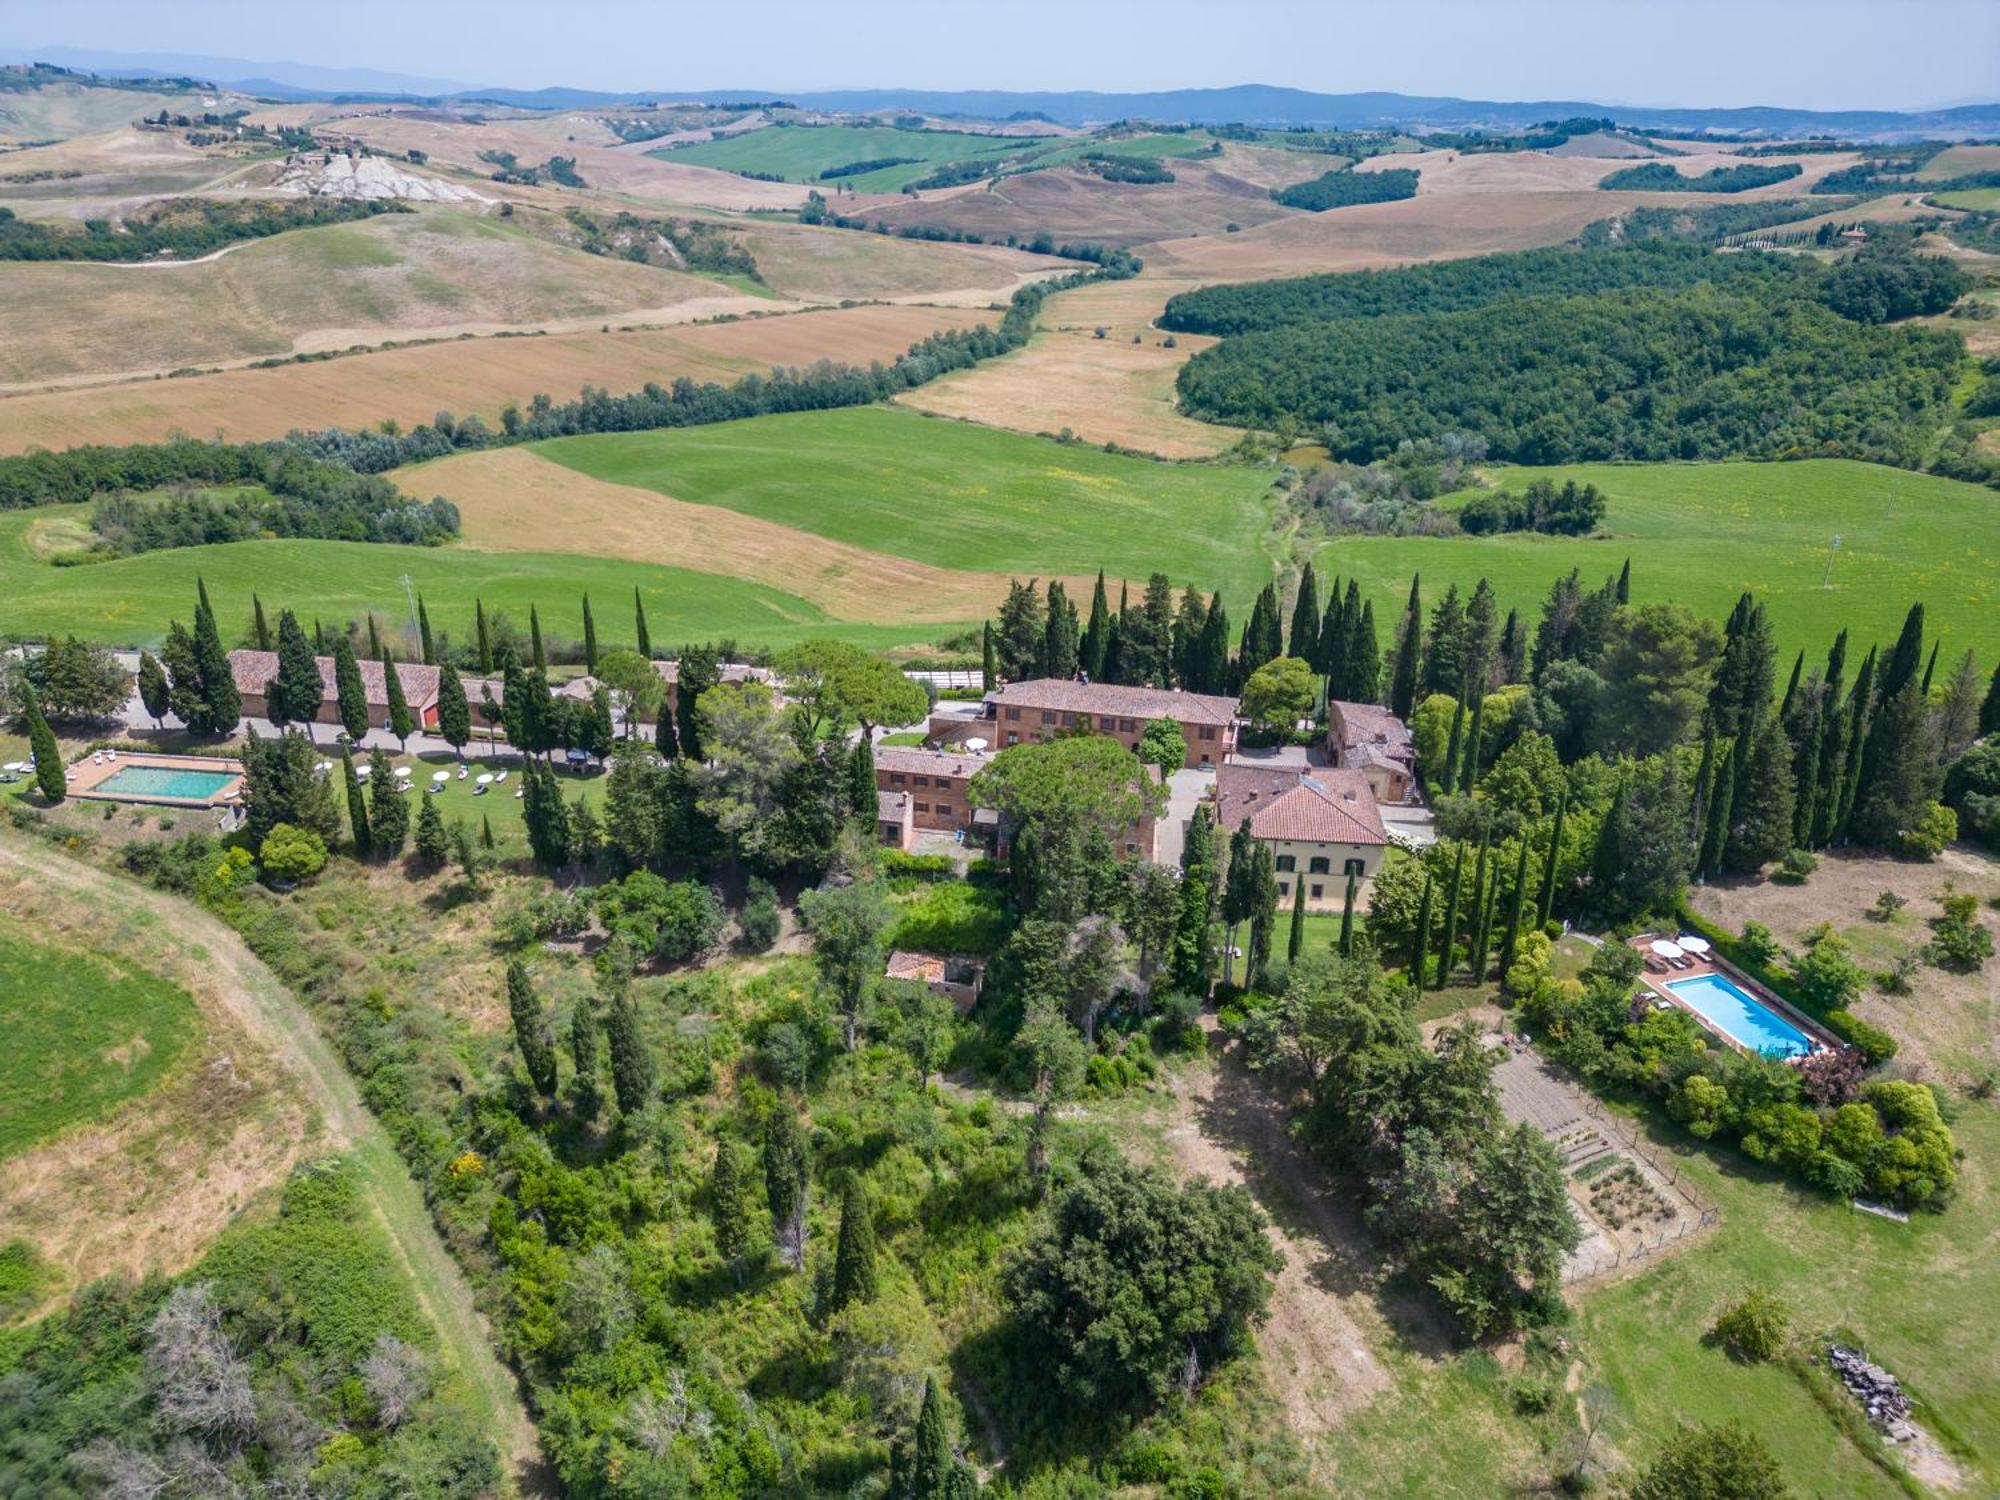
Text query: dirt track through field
0 834 544 1491
417 445 1113 625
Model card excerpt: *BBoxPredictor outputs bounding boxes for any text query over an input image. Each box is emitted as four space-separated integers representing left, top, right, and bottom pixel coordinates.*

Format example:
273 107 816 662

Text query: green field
0 929 198 1159
532 406 1280 602
1933 187 2000 211
0 507 935 653
655 122 1215 191
1320 459 2000 669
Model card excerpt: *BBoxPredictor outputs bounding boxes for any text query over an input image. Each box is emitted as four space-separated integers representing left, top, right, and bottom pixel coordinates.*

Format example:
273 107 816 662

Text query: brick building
932 678 1238 768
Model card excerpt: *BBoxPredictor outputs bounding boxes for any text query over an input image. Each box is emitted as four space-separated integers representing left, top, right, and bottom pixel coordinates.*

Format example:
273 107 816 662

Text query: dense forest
0 197 406 262
1270 165 1419 210
1176 284 1965 465
1159 239 1808 335
1596 161 1802 193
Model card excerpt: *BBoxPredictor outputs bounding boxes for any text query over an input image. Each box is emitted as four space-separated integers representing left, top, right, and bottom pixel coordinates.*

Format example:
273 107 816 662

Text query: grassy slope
1319 459 2000 668
531 407 1278 603
0 508 929 653
0 929 197 1159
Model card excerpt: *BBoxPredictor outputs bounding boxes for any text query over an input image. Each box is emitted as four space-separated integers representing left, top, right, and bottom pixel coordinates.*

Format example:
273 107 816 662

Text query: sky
8 0 1997 111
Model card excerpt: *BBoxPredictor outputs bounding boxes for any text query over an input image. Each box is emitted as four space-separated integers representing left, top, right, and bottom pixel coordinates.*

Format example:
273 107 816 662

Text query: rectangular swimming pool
93 765 239 802
1666 973 1814 1059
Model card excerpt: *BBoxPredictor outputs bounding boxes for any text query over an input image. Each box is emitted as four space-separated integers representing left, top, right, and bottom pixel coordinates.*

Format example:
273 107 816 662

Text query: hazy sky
11 0 1997 110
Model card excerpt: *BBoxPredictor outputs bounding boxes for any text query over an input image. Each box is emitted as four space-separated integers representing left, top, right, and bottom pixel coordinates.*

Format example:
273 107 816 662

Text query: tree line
1598 161 1803 193
1270 165 1419 210
0 196 405 262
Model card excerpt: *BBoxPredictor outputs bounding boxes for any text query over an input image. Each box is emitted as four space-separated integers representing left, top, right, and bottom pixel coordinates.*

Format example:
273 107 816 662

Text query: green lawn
0 507 937 654
657 123 1056 191
1320 458 2000 669
0 929 198 1159
532 407 1280 604
1933 187 2000 211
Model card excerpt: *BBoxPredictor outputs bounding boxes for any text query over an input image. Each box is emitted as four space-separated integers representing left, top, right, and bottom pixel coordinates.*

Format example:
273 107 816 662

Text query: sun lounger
494 769 508 783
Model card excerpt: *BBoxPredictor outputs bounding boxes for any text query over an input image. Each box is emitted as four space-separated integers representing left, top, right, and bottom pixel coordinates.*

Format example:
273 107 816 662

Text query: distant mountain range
9 47 1999 138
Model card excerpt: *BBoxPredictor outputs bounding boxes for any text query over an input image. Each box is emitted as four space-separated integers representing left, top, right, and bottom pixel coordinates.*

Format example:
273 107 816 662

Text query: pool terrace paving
67 751 245 808
1628 935 1836 1058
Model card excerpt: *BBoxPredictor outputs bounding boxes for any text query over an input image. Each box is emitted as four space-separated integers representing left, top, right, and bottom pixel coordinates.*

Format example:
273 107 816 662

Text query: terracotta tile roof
462 674 600 706
874 745 990 779
989 677 1238 727
653 660 775 688
228 649 440 708
1331 700 1411 755
877 789 911 822
1215 763 1387 846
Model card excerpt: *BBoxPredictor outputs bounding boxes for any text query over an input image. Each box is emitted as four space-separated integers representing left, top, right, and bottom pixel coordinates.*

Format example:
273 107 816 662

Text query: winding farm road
0 834 543 1491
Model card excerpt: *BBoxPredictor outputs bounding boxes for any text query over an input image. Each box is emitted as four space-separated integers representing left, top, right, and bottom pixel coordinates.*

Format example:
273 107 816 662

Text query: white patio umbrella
476 773 494 786
354 763 371 780
394 764 413 778
1677 934 1712 955
1650 939 1685 960
964 737 989 751
431 770 450 783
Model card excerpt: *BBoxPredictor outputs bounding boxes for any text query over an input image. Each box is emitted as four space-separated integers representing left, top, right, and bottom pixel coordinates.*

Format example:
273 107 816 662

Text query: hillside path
0 834 544 1492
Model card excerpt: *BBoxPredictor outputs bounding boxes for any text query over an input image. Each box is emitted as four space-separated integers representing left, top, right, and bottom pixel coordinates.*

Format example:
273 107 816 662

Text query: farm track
0 833 545 1494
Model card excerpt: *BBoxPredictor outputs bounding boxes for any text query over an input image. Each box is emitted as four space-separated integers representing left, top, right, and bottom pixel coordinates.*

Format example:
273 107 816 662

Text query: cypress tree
506 959 559 1098
1920 640 1939 695
654 692 679 759
530 605 546 673
1459 693 1485 797
1466 833 1493 982
1246 844 1278 990
1172 807 1218 995
906 1374 968 1500
521 758 571 866
436 665 471 758
332 635 369 742
482 813 496 851
1697 737 1736 879
1537 787 1568 930
1497 606 1526 685
1172 584 1208 689
1980 659 2000 737
1790 696 1824 849
1809 630 1850 847
1289 561 1320 665
634 587 651 660
1287 869 1307 964
1614 557 1631 605
1497 836 1532 981
1421 583 1467 700
1349 598 1381 703
1320 583 1348 696
981 620 997 692
1389 576 1422 720
313 617 327 653
1592 785 1626 907
1780 651 1804 720
1410 870 1434 992
606 988 655 1115
1724 711 1795 873
1440 696 1466 795
1041 580 1079 679
1436 841 1467 986
269 608 321 732
1690 720 1721 851
709 1139 751 1278
1197 594 1230 696
582 594 598 674
414 791 448 865
1851 677 1931 846
188 580 241 735
341 747 371 855
1221 816 1259 985
1834 646 1877 838
1879 604 1926 703
764 1106 810 1271
381 647 413 749
1338 868 1358 956
137 650 171 728
831 1178 879 1311
367 748 407 854
22 685 63 803
475 599 493 674
1081 571 1110 681
364 614 380 664
848 733 877 819
252 594 271 651
417 595 435 665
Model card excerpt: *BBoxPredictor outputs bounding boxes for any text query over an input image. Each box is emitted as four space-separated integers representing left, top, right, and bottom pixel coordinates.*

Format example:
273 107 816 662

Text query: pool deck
1629 934 1837 1059
67 751 246 808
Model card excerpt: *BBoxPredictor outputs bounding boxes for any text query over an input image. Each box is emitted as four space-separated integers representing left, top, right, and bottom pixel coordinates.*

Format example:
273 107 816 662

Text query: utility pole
398 573 418 634
1820 535 1840 589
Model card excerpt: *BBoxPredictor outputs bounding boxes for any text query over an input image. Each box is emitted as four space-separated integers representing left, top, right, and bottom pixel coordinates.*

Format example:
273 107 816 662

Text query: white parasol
476 773 494 786
431 770 450 783
964 737 989 752
1676 934 1711 955
1650 939 1685 959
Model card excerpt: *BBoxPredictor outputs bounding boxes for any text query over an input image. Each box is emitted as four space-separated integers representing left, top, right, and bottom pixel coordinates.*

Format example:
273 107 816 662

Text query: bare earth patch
412 446 1113 625
0 854 318 1299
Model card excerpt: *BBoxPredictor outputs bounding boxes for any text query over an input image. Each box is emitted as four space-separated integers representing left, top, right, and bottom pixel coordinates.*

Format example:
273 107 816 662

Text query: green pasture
532 406 1280 603
1933 187 2000 211
0 929 198 1159
656 123 1052 191
0 507 938 654
1318 458 2000 669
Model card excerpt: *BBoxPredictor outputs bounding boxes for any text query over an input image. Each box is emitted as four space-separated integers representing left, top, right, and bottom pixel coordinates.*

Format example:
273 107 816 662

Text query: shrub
1772 848 1817 885
739 876 782 952
880 850 955 882
1867 890 1907 922
259 823 328 882
1708 1289 1791 1362
1928 890 1993 971
1898 800 1958 859
1824 1009 1897 1065
1738 920 1780 966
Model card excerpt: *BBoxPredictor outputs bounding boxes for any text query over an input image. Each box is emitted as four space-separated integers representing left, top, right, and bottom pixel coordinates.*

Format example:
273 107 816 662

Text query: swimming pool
1666 973 1814 1059
92 764 239 802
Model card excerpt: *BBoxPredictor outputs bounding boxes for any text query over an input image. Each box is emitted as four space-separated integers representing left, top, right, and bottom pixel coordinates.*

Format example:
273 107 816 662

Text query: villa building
932 678 1239 768
1213 761 1389 907
874 744 992 837
1325 699 1417 804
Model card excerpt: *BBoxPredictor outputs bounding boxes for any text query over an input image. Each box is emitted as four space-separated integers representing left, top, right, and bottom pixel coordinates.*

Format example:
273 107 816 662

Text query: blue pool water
94 765 237 801
1666 973 1813 1058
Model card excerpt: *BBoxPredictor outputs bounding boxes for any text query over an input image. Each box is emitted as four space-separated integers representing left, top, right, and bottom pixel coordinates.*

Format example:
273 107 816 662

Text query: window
1308 856 1330 875
1006 732 1019 745
1278 881 1291 897
914 801 929 813
1120 717 1135 732
1199 726 1216 740
1040 710 1055 726
1005 706 1021 721
1344 858 1367 877
1310 884 1324 899
1125 842 1138 855
890 773 906 785
1274 853 1296 872
913 775 929 786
